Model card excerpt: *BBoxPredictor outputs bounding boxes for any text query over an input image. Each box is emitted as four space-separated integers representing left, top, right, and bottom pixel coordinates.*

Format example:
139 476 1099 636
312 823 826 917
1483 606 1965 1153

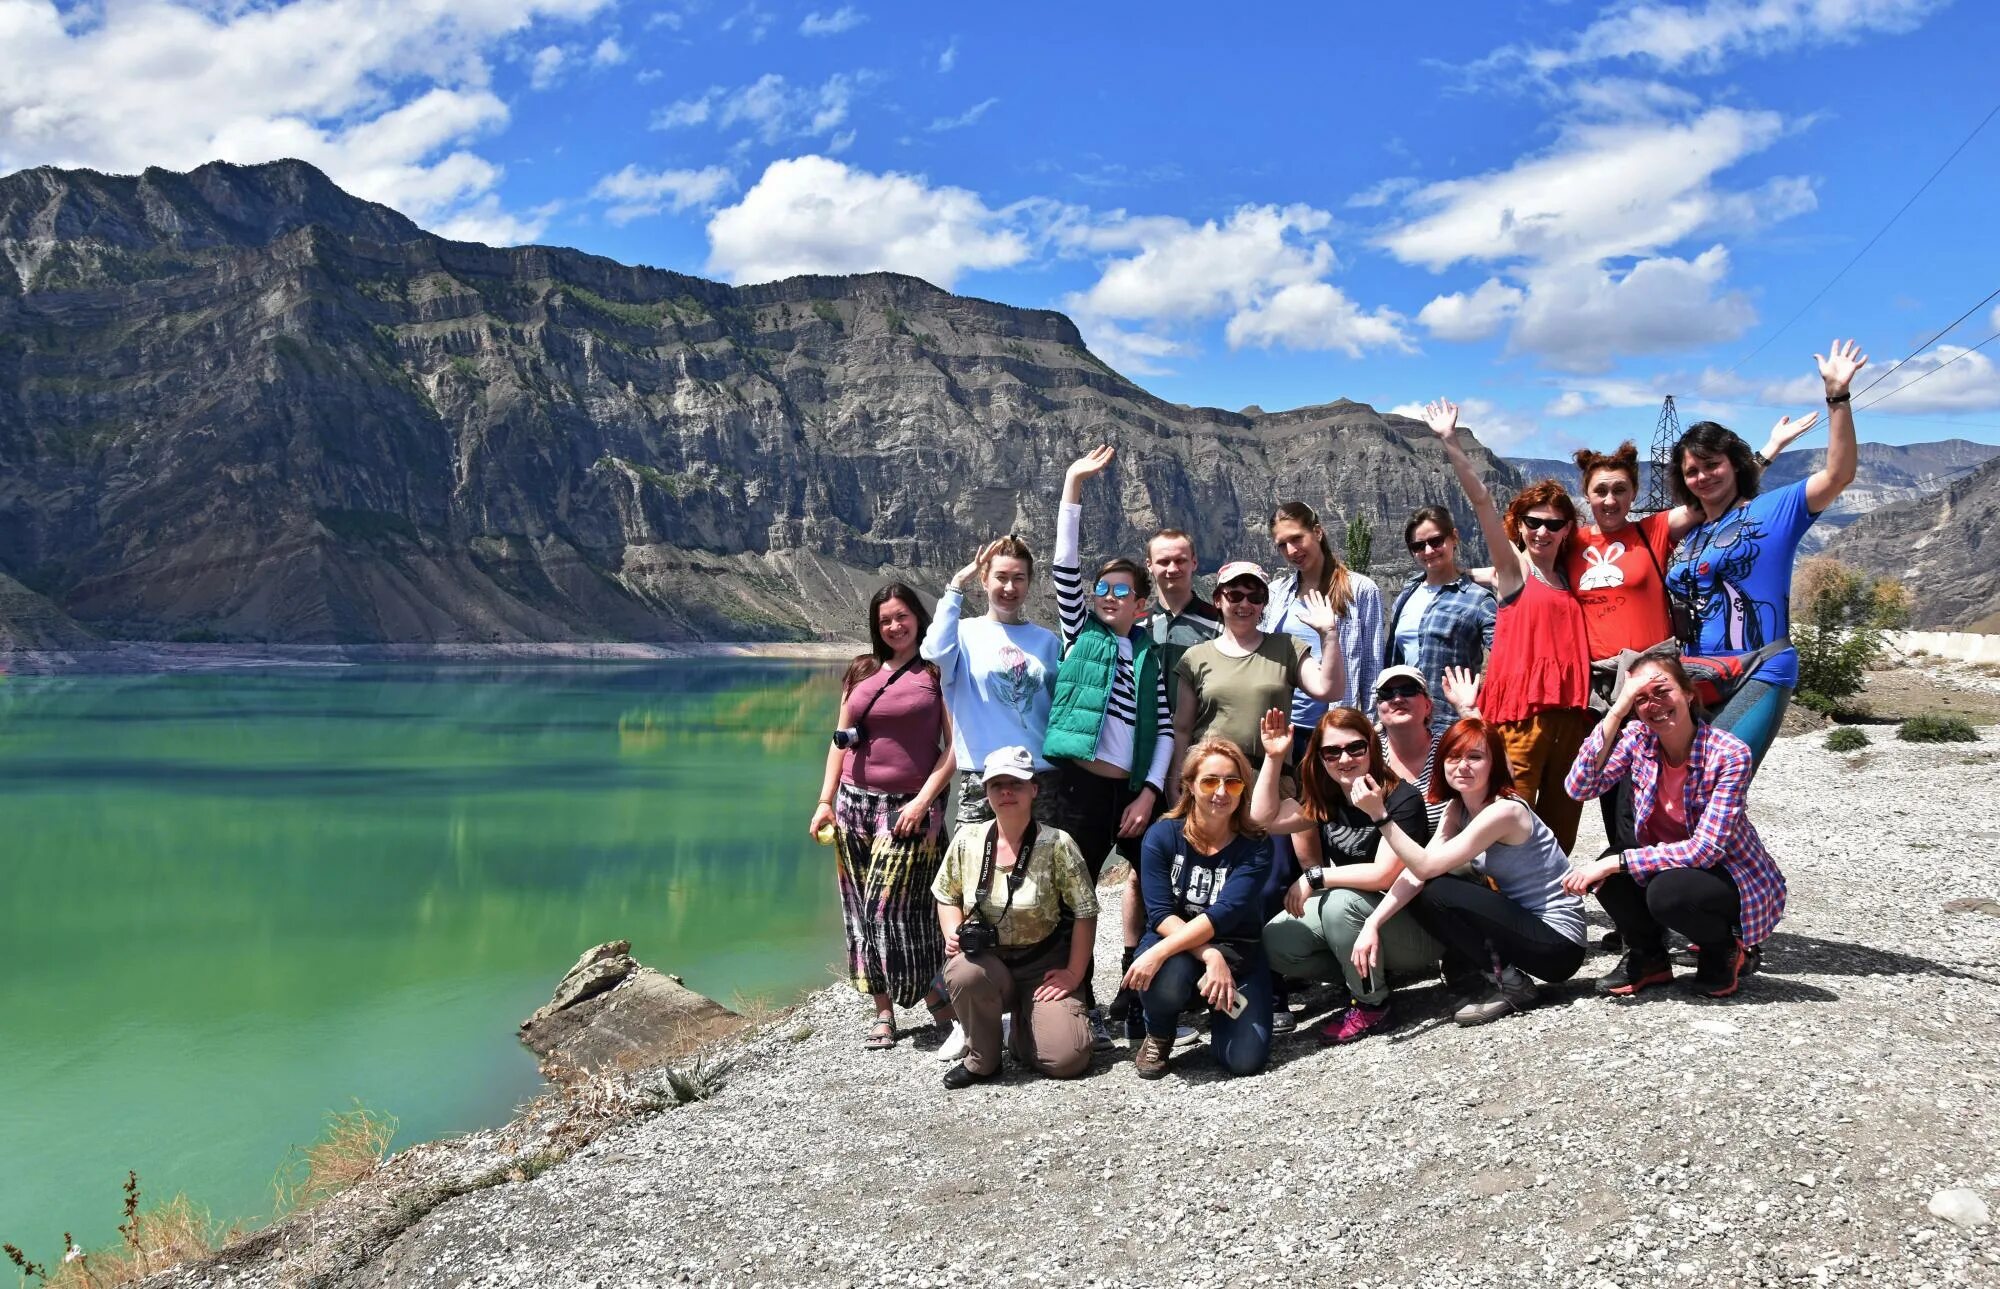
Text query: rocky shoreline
146 704 2000 1287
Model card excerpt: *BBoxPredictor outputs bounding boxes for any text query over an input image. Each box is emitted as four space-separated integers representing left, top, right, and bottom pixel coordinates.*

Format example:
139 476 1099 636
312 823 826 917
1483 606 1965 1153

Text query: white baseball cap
980 745 1037 784
1213 560 1268 588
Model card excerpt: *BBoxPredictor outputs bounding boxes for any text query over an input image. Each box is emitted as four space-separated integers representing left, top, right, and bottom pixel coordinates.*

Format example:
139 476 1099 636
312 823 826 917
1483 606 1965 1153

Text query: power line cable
1857 328 2000 412
1852 285 2000 399
1720 96 2000 377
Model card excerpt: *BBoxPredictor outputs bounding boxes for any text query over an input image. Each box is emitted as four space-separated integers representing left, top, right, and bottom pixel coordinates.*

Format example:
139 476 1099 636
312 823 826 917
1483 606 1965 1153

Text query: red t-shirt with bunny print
1565 510 1675 660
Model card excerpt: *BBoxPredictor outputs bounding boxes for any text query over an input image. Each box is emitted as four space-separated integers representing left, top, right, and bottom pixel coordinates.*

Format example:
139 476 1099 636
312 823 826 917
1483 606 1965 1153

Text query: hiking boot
1688 939 1749 998
1454 967 1539 1027
1318 1001 1393 1045
1134 1033 1172 1079
942 1062 998 1091
1086 1008 1115 1052
1597 950 1674 997
1270 1006 1298 1036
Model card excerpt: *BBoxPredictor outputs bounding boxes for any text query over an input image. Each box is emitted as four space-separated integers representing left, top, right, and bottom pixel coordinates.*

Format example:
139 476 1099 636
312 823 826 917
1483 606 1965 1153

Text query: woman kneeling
1351 719 1587 1027
1561 655 1786 999
1255 707 1440 1044
932 747 1100 1090
1124 739 1275 1079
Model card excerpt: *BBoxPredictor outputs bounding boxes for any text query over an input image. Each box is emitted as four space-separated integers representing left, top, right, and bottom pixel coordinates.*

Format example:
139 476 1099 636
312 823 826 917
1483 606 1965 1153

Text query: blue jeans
1137 934 1273 1077
1712 678 1791 773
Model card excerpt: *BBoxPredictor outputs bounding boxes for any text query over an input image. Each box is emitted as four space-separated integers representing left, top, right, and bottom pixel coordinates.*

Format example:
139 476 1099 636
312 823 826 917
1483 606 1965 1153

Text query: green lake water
0 662 847 1251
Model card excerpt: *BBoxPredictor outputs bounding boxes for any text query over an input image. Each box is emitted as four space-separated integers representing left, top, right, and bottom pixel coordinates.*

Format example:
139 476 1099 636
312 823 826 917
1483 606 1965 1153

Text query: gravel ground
171 723 2000 1288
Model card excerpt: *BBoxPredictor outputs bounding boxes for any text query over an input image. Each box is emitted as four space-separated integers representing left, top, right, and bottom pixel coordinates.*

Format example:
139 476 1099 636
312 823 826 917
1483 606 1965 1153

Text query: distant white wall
1889 630 2000 664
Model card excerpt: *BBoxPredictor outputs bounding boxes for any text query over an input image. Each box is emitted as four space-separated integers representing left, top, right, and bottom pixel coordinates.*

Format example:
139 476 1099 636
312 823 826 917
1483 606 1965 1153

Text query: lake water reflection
0 662 845 1248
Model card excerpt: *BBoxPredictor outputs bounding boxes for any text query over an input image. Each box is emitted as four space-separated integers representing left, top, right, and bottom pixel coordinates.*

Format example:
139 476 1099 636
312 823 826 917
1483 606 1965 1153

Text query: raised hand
1066 444 1116 480
1258 707 1294 764
1422 399 1460 443
1612 668 1670 718
950 537 1007 591
1765 409 1820 457
1297 588 1340 636
1816 338 1867 397
1440 665 1480 715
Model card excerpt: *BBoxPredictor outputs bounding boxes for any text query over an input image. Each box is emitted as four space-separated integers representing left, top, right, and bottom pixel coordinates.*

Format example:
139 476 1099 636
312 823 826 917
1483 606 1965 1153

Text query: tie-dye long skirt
834 781 948 1006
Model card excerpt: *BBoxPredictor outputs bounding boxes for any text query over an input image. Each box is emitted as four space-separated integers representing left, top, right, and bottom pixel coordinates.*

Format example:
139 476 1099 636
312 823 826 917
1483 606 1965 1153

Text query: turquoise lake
0 662 848 1251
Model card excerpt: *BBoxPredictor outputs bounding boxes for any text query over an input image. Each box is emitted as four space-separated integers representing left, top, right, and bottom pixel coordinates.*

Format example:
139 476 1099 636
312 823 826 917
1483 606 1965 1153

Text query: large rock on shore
518 941 744 1083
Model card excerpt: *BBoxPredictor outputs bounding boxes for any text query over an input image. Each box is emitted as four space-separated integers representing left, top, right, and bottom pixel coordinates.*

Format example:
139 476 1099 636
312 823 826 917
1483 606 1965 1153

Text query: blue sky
2 1 1997 456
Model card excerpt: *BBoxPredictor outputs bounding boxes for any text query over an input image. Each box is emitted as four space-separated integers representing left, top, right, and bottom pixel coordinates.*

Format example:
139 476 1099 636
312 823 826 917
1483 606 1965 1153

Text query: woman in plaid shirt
1561 654 1786 999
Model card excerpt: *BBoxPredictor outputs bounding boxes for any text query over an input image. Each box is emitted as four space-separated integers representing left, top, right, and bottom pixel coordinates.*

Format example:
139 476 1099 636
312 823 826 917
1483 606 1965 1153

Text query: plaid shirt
1565 720 1787 945
1383 572 1496 732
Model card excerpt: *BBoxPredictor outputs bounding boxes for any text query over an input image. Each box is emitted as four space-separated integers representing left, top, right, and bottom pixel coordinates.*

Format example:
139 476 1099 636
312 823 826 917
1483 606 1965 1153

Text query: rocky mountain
1823 453 2000 631
1509 438 1998 553
0 160 1519 647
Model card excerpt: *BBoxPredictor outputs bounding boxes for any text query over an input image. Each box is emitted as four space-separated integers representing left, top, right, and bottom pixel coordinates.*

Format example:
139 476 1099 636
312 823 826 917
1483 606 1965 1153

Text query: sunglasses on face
1519 515 1570 533
1218 587 1267 605
1408 535 1449 553
1376 682 1426 702
1193 775 1247 797
1093 580 1135 600
1318 740 1370 762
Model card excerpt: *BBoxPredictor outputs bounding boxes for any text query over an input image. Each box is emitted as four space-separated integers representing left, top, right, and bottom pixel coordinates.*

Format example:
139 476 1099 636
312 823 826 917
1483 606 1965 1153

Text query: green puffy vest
1043 615 1161 791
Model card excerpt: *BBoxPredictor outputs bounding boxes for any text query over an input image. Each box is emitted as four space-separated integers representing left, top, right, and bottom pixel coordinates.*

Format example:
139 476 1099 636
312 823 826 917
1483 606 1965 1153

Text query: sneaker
1133 1033 1172 1079
1318 1001 1393 1045
942 1062 997 1091
1688 939 1749 998
1087 1008 1115 1051
1001 1014 1014 1048
1173 1022 1200 1047
1596 950 1673 997
935 1021 967 1062
1270 1006 1297 1036
1123 1005 1146 1042
1453 967 1539 1027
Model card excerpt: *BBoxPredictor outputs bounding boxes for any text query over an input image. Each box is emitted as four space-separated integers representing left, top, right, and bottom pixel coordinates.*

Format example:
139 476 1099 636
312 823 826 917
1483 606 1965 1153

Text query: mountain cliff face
0 160 1518 646
1824 454 2000 631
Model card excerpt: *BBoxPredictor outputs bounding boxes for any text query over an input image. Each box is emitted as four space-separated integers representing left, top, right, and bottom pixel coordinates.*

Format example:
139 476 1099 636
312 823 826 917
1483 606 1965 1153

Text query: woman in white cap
931 746 1099 1090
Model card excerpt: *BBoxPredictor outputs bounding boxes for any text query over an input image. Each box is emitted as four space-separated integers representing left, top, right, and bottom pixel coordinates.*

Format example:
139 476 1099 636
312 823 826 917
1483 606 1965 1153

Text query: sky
2 0 1997 456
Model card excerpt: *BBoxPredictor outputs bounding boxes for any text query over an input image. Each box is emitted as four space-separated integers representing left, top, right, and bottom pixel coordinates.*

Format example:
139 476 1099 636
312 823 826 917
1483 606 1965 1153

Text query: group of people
807 340 1867 1089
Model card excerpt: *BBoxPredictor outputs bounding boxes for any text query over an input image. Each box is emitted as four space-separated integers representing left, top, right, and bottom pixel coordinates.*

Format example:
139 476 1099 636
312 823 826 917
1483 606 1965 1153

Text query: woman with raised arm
1255 708 1440 1044
1561 655 1786 999
808 584 959 1049
1350 718 1587 1027
1422 399 1591 854
1264 502 1384 734
1044 445 1175 1047
1123 738 1275 1079
1662 340 1868 770
1383 506 1495 732
921 535 1063 827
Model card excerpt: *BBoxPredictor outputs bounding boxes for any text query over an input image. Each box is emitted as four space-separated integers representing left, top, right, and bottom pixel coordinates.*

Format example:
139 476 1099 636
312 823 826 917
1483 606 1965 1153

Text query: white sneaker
1001 1014 1014 1048
1173 1022 1200 1047
935 1021 967 1062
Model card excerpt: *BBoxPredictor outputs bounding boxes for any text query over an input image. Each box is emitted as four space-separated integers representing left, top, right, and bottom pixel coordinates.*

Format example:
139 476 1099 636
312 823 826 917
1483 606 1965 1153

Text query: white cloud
705 155 1032 288
1345 176 1418 210
937 38 959 73
1224 282 1411 356
0 0 610 239
1072 320 1186 378
1817 344 2000 415
1510 0 1944 75
1509 247 1757 373
591 163 736 224
928 97 999 132
1417 278 1525 342
529 44 568 90
434 195 561 246
652 73 863 144
1391 396 1539 451
799 6 866 36
592 36 629 66
1991 303 2000 335
1546 391 1594 417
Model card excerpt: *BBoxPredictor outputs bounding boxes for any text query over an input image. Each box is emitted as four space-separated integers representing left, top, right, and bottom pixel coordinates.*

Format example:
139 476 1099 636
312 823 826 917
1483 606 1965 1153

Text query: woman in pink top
1424 399 1591 853
808 583 958 1049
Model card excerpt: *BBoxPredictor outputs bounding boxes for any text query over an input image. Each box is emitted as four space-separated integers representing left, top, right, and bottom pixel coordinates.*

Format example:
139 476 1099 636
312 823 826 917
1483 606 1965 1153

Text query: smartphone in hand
1222 988 1249 1019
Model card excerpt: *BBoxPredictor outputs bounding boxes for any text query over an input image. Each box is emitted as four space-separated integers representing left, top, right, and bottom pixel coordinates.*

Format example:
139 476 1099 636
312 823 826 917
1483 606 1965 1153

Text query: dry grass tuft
272 1103 398 1218
8 1173 235 1289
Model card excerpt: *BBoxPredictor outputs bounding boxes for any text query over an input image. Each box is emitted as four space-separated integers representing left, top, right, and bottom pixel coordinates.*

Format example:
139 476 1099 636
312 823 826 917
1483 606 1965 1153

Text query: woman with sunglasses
1423 399 1591 854
1384 506 1495 733
1123 738 1275 1078
1043 446 1176 1046
1255 708 1440 1044
1350 718 1587 1026
1374 663 1480 839
1265 501 1383 735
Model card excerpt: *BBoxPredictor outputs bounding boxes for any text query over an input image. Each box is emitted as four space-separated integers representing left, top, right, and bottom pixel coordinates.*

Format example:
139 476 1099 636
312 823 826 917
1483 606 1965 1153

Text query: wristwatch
1303 866 1324 890
1616 851 1629 874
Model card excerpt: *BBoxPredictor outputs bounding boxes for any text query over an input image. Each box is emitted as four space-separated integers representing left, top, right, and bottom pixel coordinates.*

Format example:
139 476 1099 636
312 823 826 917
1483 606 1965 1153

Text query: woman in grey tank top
1348 717 1586 1027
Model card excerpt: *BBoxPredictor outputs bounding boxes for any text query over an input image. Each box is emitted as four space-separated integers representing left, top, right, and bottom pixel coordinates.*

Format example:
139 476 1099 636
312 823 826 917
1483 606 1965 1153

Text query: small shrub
6 1172 229 1289
1791 557 1909 702
273 1103 397 1217
1344 514 1373 572
1898 714 1978 744
1825 726 1870 753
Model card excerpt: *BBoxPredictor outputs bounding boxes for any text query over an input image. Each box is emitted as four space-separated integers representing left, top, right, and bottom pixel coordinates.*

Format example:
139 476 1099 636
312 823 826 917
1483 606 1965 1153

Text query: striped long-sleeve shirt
1564 719 1787 945
1052 503 1174 791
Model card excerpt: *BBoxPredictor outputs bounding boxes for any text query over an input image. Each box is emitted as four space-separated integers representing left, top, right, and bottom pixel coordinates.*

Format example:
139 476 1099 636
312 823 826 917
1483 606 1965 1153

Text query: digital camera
830 726 863 750
957 918 1000 956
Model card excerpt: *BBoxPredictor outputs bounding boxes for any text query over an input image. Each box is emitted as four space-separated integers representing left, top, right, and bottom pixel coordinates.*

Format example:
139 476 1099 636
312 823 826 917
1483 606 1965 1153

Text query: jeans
1594 867 1743 957
1712 678 1791 774
1136 933 1272 1077
1051 762 1152 1011
1406 877 1585 985
1263 889 1442 1006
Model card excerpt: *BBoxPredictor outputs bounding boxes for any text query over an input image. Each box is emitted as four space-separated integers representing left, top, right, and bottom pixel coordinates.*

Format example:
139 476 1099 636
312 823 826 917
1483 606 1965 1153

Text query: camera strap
973 818 1040 927
847 656 922 728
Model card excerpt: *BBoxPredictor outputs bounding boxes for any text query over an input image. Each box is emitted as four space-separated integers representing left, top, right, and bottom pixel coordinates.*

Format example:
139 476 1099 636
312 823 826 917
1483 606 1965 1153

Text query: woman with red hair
1349 717 1586 1026
1421 400 1592 852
